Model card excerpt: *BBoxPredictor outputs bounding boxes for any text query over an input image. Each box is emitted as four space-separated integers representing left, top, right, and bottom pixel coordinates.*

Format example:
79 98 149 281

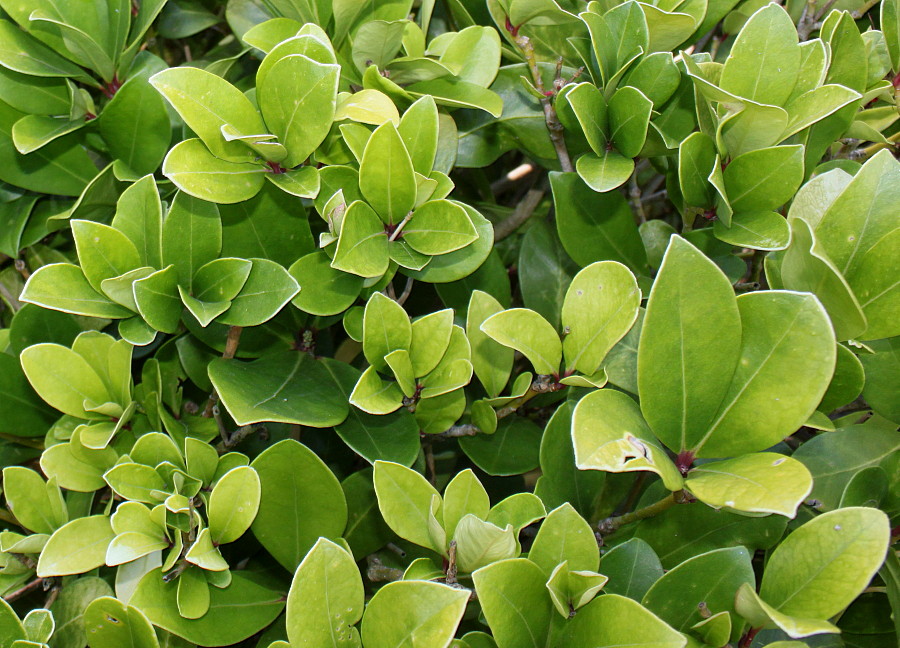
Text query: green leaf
402 202 493 283
563 593 686 647
324 359 421 466
608 86 652 158
0 19 96 85
403 199 478 255
36 515 114 577
133 265 181 334
210 352 349 426
459 416 542 477
551 172 647 273
286 538 363 647
566 82 608 155
289 250 363 316
359 122 416 225
1 467 66 534
20 342 112 419
718 3 800 105
177 567 210 619
112 175 163 269
734 583 838 638
251 439 348 571
71 219 141 293
258 54 339 167
150 67 265 162
678 131 716 208
162 139 267 205
713 211 790 251
410 309 454 378
48 577 114 648
12 114 86 154
265 166 320 198
599 538 664 600
562 261 640 375
776 218 866 341
642 546 753 639
480 308 561 375
208 466 260 545
571 389 684 491
361 581 469 648
724 145 804 213
373 460 442 552
637 236 741 454
694 290 836 457
685 453 812 516
576 150 635 193
398 95 439 175
84 597 160 648
104 463 167 503
758 507 890 621
98 75 171 176
467 291 514 398
472 558 551 648
442 469 490 539
20 263 131 319
332 200 390 279
349 365 404 415
529 503 599 577
454 515 517 572
218 258 300 327
883 0 900 71
130 569 285 646
363 292 412 372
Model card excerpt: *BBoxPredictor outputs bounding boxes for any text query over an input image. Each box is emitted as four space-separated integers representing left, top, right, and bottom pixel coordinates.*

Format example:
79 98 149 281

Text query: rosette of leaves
150 23 340 204
349 293 473 431
550 1 688 191
571 236 830 517
766 150 900 343
0 0 172 194
19 177 299 346
311 98 490 285
374 461 547 574
19 331 135 450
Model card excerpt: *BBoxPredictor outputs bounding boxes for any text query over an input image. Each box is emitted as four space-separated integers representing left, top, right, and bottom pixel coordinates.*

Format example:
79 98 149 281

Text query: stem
366 555 404 582
215 424 262 453
388 212 414 242
0 280 21 312
445 540 458 584
597 490 687 535
494 188 544 241
203 326 243 419
748 249 766 285
396 276 414 306
738 626 760 648
511 31 573 172
629 174 647 224
3 577 46 602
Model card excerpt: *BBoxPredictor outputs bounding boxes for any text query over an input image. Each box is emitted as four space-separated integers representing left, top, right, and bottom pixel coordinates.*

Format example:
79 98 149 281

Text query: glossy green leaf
713 211 791 251
373 460 442 552
84 597 160 648
163 139 267 204
467 291 514 398
133 265 181 334
361 581 469 648
162 189 223 288
480 308 561 375
218 258 300 327
359 122 416 225
36 515 114 577
576 150 635 193
608 86 652 158
210 352 349 427
286 538 363 647
459 416 542 477
332 200 390 279
20 342 112 419
599 538 664 600
529 503 599 576
724 146 804 213
403 199 478 255
563 593 686 647
363 292 412 372
472 558 552 648
208 466 260 544
637 236 741 454
98 76 171 176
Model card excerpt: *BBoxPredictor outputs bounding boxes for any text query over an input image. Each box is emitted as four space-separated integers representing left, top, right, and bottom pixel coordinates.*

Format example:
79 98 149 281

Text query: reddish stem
676 451 695 475
266 161 287 174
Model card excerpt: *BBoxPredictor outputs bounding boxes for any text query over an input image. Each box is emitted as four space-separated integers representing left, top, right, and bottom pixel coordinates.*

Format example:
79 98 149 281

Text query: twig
214 425 262 453
494 188 545 241
597 490 687 535
388 212 414 242
629 175 647 224
13 259 30 281
433 424 480 438
3 577 47 602
0 281 21 312
445 541 458 584
366 555 404 582
396 276 414 306
509 27 574 172
203 326 243 420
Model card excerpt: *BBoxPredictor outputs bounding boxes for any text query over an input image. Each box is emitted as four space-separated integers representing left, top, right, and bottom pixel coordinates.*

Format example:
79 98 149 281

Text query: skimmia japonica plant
0 0 898 647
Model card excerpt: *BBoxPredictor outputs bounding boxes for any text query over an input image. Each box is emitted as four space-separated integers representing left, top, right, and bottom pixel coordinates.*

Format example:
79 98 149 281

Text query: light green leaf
84 597 160 648
471 558 552 648
251 439 347 571
20 342 111 419
696 290 836 457
71 219 141 293
361 580 469 648
363 292 412 372
36 515 114 577
332 200 390 279
289 250 363 316
713 211 790 251
480 308 561 376
1 467 66 535
133 265 181 334
112 175 163 269
403 199 478 255
529 503 599 577
162 139 267 204
286 538 363 647
718 3 800 106
563 593 686 647
571 389 684 491
576 150 634 193
258 54 339 167
349 365 405 415
373 460 442 553
0 19 96 84
454 515 517 573
637 236 741 454
724 145 804 213
561 261 640 375
685 453 812 516
150 67 265 162
398 95 439 175
218 258 300 327
467 291 513 398
359 122 416 225
185 528 229 571
208 466 260 545
608 86 652 158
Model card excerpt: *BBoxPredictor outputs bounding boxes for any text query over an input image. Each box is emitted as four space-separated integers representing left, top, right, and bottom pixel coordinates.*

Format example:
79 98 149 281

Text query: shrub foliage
0 0 897 647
